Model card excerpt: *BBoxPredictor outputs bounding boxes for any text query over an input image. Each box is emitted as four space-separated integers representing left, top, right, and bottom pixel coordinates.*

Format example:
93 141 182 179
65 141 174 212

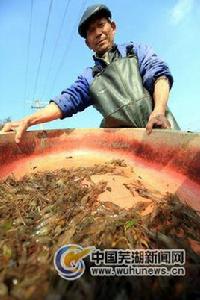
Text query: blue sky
0 0 199 131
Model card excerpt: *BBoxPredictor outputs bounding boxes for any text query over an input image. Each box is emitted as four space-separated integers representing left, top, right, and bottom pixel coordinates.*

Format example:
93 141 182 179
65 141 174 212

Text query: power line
48 0 88 96
32 0 54 100
24 0 34 113
41 0 71 100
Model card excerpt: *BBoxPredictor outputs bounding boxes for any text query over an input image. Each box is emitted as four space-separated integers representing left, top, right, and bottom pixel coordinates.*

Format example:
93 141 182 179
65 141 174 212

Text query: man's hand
0 103 62 143
146 112 171 135
0 119 30 143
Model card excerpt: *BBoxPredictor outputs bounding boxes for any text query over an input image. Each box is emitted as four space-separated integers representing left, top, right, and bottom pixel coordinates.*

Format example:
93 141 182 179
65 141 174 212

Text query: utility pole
30 99 48 130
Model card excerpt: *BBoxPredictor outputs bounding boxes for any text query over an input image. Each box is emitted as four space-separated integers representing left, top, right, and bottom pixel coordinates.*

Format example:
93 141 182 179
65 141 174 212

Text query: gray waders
90 49 180 129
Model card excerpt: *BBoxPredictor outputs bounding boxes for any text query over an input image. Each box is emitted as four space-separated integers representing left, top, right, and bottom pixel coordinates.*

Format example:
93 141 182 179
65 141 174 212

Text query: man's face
86 17 116 55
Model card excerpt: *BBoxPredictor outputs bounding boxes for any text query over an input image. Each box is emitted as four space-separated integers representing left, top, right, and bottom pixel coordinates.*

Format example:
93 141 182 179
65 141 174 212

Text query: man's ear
111 21 117 34
85 39 91 49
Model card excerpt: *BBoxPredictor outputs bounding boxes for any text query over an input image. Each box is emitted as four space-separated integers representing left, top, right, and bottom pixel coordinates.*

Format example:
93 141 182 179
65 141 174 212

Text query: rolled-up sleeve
134 44 173 95
50 68 93 119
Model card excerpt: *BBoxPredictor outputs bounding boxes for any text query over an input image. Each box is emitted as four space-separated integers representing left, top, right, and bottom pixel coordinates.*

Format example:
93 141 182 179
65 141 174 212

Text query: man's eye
99 22 105 27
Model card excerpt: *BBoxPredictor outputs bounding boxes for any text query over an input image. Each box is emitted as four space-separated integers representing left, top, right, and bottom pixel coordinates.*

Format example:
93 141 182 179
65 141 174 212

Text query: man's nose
95 27 103 37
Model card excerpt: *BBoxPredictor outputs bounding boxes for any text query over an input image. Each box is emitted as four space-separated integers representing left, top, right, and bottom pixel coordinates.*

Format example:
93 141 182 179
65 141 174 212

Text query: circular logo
54 244 95 280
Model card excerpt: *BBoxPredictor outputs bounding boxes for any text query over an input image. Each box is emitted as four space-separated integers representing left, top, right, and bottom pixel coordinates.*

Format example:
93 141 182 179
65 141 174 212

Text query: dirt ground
0 159 200 300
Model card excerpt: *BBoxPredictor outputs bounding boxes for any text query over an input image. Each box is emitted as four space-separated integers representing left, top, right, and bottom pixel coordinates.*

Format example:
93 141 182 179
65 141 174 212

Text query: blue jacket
51 42 173 119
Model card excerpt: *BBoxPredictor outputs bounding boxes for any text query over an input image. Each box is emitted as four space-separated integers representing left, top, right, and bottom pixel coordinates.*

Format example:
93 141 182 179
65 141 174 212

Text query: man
1 4 179 143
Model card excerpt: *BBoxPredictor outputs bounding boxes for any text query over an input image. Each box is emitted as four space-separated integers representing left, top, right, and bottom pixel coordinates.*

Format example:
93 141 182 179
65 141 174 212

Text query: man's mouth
96 39 105 46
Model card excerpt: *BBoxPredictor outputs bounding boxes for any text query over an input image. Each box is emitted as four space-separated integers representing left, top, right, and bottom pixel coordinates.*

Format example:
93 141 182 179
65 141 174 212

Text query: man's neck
95 43 116 58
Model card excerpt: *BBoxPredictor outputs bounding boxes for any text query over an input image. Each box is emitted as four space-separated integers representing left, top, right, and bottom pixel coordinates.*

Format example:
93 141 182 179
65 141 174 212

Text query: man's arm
1 68 93 143
135 43 173 93
146 76 171 134
1 103 62 143
134 43 174 134
153 76 169 114
51 68 93 119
